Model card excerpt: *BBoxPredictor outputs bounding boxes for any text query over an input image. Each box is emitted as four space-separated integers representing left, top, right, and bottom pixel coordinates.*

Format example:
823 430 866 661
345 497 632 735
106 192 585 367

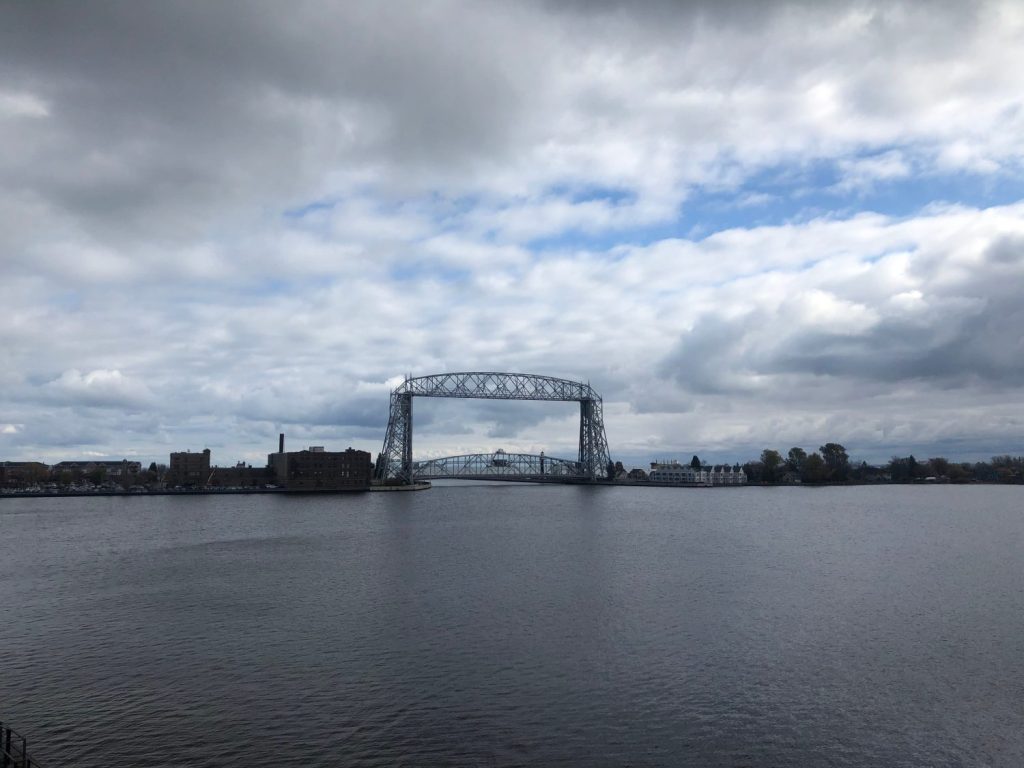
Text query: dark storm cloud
985 234 1024 265
0 2 522 148
769 312 1024 386
657 315 755 395
661 232 1024 396
546 0 805 30
0 1 532 240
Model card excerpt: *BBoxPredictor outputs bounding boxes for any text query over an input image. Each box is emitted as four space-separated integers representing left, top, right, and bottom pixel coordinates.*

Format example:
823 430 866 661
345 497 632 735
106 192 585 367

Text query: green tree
785 447 807 473
743 461 764 483
888 456 910 482
760 449 783 482
946 463 968 483
913 456 929 481
819 443 850 481
991 456 1024 482
801 452 830 483
991 455 1018 468
973 461 996 482
690 455 702 469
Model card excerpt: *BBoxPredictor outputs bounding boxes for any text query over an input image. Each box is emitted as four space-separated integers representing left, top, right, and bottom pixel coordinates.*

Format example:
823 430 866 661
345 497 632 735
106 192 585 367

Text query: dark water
1 485 1022 767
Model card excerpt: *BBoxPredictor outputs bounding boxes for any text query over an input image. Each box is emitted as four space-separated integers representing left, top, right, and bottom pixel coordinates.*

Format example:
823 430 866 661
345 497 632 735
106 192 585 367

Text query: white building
648 460 746 486
710 464 746 485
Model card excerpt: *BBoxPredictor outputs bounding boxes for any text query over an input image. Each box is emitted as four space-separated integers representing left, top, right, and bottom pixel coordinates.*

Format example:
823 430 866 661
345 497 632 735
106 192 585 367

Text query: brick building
268 443 372 491
167 449 212 487
51 459 142 478
0 461 50 488
209 463 272 488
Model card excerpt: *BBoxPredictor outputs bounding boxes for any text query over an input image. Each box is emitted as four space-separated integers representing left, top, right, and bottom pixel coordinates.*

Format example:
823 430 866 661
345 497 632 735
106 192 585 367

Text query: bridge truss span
398 372 597 401
375 372 612 484
413 451 583 481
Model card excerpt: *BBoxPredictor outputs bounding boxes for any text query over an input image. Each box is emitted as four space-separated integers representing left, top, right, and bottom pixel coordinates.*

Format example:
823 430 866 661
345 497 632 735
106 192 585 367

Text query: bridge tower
375 372 612 484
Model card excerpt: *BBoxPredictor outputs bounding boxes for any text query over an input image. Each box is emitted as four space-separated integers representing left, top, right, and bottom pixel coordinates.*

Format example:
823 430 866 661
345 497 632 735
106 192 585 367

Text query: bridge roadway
411 451 601 483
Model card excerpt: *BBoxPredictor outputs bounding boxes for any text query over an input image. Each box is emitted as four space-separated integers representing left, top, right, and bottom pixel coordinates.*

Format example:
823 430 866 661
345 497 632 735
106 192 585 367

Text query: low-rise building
710 464 747 485
648 460 746 485
50 459 142 481
649 460 702 484
0 461 50 487
209 463 272 488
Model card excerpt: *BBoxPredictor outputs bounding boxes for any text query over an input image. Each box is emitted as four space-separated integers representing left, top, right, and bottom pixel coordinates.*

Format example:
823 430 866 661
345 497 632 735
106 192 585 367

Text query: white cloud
0 90 48 118
43 369 157 410
2 2 1024 465
835 151 912 193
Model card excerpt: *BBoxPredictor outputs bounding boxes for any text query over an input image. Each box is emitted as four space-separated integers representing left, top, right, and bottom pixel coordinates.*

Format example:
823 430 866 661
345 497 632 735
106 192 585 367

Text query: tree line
743 446 1024 484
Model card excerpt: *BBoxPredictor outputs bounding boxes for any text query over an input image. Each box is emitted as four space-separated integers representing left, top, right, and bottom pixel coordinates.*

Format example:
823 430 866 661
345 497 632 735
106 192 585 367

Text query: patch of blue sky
544 182 637 206
251 278 292 297
527 156 1024 254
48 290 82 311
389 260 470 284
283 199 337 220
426 192 489 232
526 225 664 254
840 170 1024 218
283 191 424 219
520 162 842 252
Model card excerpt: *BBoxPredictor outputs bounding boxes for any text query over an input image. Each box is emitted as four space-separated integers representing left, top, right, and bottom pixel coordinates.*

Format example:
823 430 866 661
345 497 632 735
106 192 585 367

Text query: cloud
2 2 1024 465
42 369 157 410
0 90 49 118
834 151 912 193
651 208 1024 460
3 2 1023 248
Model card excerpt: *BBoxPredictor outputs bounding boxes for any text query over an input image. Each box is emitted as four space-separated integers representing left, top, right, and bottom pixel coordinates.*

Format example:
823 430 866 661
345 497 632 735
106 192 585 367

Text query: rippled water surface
1 485 1022 766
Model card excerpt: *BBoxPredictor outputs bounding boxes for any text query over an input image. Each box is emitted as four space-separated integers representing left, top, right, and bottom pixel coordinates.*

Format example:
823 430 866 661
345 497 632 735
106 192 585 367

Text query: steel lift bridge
375 372 613 484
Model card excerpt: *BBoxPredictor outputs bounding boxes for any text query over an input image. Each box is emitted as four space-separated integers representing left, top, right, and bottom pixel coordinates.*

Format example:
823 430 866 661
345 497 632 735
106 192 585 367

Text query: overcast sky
3 1 1024 467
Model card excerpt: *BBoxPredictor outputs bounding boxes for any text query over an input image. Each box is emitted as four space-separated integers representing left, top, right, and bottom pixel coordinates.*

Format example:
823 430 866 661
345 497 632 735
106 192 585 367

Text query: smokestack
279 433 285 454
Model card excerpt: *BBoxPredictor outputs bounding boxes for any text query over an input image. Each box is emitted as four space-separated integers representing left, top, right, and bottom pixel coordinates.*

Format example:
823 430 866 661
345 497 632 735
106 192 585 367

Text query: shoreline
0 487 368 499
3 479 1011 499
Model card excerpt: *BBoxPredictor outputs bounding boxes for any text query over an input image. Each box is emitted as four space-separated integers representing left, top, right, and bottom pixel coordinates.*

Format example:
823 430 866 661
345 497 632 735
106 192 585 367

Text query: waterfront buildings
1 458 145 490
648 460 747 485
51 459 142 479
160 435 372 491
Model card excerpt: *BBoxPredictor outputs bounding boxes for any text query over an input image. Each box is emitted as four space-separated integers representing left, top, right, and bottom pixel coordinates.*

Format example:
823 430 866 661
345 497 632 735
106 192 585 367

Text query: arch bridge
413 450 586 482
375 372 612 484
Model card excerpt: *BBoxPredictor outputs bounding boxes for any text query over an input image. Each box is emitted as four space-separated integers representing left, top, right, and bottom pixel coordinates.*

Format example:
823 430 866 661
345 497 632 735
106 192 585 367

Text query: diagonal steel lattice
375 372 613 483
